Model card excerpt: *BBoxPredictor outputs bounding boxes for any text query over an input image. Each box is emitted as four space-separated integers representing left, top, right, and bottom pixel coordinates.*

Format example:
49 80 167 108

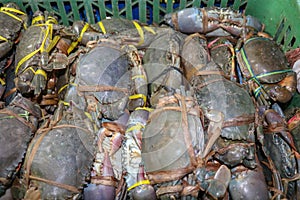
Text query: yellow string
67 23 89 54
46 16 58 24
0 7 26 15
0 77 5 85
131 74 146 80
129 93 147 105
135 107 153 112
31 15 45 25
46 35 60 53
143 26 156 35
57 84 69 94
35 69 47 79
0 35 8 42
15 49 40 74
0 7 27 29
126 123 145 133
127 180 151 191
84 112 93 121
0 10 23 22
15 24 52 74
98 21 106 34
39 25 51 53
23 66 36 74
58 100 70 106
70 82 78 87
132 21 144 46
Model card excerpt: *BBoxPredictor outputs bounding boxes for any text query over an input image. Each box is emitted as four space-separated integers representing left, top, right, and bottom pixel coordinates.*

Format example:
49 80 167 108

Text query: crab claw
229 167 269 200
264 109 286 129
84 151 116 200
267 72 297 103
130 164 157 200
245 15 263 32
109 132 124 156
207 165 231 199
267 85 293 103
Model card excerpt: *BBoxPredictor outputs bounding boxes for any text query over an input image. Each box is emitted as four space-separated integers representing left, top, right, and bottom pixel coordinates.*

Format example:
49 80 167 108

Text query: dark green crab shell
15 25 50 74
239 37 290 84
76 44 130 120
0 5 25 42
193 62 256 141
15 106 95 199
0 106 34 197
0 95 40 197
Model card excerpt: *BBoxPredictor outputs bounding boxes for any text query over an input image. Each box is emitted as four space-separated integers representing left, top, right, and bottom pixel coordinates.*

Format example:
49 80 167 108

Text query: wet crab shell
0 108 35 197
142 29 187 106
0 96 40 197
14 106 95 199
0 3 27 59
181 33 209 82
15 25 50 75
141 99 204 172
238 37 290 83
229 167 269 200
0 6 25 41
75 44 130 120
192 62 256 140
89 18 158 48
263 132 298 199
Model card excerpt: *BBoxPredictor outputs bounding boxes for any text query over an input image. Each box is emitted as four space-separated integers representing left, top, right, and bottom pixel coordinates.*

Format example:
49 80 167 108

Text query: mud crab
122 108 150 188
164 7 263 37
208 37 237 80
0 94 41 197
14 10 74 110
75 40 148 120
0 3 27 61
236 37 297 104
68 18 159 55
181 33 210 82
256 108 300 199
90 18 158 48
11 99 96 199
121 107 160 200
142 28 187 106
189 60 269 199
141 89 205 199
0 3 27 102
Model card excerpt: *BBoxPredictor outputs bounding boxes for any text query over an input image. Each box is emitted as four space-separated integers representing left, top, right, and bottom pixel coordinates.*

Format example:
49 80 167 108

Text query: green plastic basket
1 0 299 51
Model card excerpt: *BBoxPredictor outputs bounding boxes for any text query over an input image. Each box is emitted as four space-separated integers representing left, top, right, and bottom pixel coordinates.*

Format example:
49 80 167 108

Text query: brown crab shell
239 37 289 83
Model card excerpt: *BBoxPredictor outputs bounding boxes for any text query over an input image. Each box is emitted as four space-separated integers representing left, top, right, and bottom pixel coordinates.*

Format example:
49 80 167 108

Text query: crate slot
289 36 297 49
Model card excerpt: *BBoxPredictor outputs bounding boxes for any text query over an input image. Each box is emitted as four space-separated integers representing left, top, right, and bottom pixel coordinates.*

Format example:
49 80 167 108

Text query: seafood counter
0 3 300 200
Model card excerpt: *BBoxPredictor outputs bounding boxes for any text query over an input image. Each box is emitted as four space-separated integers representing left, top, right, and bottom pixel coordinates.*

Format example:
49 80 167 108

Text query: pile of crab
0 3 300 200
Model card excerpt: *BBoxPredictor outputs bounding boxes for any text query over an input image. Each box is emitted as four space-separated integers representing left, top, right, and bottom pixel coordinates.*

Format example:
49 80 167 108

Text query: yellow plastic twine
15 18 61 75
127 180 151 191
125 122 145 133
0 7 27 29
98 21 106 34
34 69 47 80
0 77 5 85
129 94 147 106
132 21 144 46
31 15 45 25
0 35 8 42
67 23 90 54
135 107 153 112
15 26 50 74
143 26 156 35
